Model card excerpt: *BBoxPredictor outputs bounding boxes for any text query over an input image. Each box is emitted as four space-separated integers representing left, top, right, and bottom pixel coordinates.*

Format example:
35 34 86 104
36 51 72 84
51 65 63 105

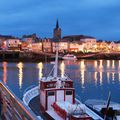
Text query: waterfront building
62 35 96 52
42 38 52 52
0 35 14 42
59 42 68 52
96 41 109 52
109 42 117 52
6 39 21 50
69 42 83 52
0 35 15 49
116 43 120 52
22 34 40 44
52 42 68 52
23 37 35 44
31 42 43 52
81 36 96 52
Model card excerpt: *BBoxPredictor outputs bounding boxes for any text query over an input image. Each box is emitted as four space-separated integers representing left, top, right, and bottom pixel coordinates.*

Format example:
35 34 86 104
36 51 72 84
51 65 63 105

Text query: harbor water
0 60 120 103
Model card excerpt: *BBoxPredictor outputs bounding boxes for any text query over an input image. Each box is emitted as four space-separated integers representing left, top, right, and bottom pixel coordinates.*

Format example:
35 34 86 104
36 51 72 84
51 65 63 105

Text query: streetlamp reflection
3 62 7 84
60 61 65 78
80 60 85 88
17 62 24 89
37 62 43 80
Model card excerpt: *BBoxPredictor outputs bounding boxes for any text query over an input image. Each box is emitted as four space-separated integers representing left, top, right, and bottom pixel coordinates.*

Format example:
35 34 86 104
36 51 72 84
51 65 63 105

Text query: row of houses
0 34 120 53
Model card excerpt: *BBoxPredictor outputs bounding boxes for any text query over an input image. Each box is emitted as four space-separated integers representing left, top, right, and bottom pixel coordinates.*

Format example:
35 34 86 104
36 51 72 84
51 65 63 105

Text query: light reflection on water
2 62 7 84
0 60 120 103
80 60 85 89
60 61 65 78
37 62 43 80
17 62 23 89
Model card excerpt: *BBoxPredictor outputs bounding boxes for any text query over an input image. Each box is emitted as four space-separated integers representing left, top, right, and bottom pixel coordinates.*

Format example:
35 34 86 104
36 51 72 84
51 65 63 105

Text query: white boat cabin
39 77 75 111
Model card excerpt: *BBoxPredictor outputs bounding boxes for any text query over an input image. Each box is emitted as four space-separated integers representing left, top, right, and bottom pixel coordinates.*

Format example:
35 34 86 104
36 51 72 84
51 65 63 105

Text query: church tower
53 20 61 40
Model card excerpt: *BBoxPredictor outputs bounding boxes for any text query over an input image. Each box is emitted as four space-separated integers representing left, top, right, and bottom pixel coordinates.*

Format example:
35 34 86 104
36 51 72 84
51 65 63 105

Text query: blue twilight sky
0 0 120 40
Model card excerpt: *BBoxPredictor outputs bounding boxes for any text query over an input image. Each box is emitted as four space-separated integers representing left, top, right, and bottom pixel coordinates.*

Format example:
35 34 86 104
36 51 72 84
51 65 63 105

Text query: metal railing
23 86 39 106
0 81 39 120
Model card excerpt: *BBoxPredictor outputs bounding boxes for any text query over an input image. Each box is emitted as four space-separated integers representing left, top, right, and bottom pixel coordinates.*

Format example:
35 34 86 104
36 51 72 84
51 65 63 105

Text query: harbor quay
1 50 120 62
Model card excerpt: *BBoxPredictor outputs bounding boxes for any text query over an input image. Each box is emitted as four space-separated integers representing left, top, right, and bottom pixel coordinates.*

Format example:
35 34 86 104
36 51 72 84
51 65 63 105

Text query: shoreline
1 52 120 62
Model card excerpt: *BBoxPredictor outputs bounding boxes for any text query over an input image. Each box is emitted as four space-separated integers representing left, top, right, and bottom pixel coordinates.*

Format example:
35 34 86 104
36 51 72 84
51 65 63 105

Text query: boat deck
46 110 64 120
29 96 54 120
29 96 64 120
29 96 104 120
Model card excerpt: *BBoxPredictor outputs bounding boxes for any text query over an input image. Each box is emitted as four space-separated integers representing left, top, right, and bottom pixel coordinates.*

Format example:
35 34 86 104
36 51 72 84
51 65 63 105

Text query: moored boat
85 99 120 120
62 54 77 60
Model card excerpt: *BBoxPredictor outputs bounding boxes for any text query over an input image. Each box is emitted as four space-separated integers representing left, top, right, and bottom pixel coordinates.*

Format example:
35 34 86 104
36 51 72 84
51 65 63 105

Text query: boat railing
0 81 39 120
23 86 39 106
75 97 104 120
23 85 37 95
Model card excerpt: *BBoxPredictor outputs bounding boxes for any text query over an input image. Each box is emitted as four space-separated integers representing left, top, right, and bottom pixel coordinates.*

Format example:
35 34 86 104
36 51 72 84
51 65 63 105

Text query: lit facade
31 43 43 52
6 39 21 50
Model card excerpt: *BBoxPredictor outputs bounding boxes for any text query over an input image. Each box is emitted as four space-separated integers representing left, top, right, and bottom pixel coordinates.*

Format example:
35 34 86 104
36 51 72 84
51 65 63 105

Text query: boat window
66 90 72 95
48 91 55 96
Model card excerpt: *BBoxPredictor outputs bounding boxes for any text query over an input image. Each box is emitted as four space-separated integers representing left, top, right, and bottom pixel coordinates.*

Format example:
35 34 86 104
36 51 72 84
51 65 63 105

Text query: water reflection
99 71 103 85
2 62 7 84
112 60 115 69
119 61 120 69
119 61 120 82
99 60 103 70
107 60 110 68
17 62 23 89
112 72 115 82
107 72 110 83
119 73 120 82
80 60 85 88
111 60 115 82
60 61 65 78
37 62 43 80
94 72 97 85
99 60 103 85
94 61 98 85
1 59 120 103
94 61 98 68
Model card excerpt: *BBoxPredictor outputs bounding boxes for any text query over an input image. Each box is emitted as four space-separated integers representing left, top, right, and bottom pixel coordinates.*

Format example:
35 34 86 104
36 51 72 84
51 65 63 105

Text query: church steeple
53 19 61 40
56 19 59 29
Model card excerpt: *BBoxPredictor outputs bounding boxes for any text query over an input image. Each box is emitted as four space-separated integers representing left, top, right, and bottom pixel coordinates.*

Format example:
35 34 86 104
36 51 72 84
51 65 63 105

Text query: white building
81 38 96 52
59 42 68 52
69 43 84 52
109 42 117 51
6 39 21 50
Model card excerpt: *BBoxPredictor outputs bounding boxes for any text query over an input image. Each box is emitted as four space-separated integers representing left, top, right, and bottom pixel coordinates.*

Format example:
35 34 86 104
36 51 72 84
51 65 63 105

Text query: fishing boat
23 43 103 120
85 99 120 120
62 54 77 60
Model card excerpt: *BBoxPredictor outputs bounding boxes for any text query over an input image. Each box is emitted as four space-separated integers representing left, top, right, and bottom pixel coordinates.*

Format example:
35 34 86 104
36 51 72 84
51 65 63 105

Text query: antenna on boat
53 42 59 78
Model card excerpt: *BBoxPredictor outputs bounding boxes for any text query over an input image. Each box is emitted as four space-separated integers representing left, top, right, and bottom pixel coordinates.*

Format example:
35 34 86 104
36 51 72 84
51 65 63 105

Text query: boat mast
53 42 59 78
